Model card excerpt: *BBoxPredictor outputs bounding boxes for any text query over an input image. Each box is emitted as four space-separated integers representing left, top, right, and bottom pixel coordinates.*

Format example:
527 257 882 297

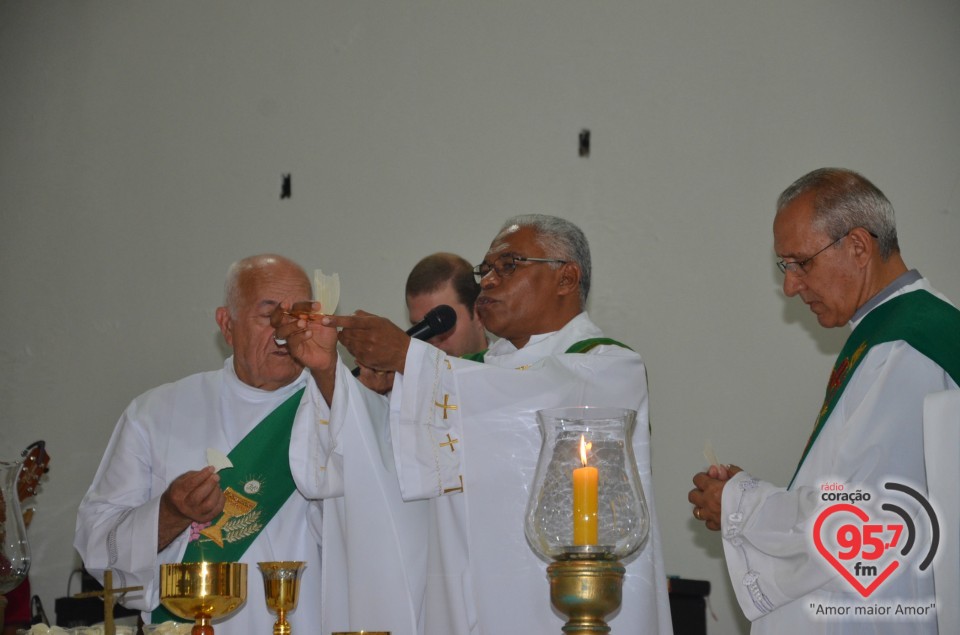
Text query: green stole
462 336 632 362
787 290 960 489
152 386 305 623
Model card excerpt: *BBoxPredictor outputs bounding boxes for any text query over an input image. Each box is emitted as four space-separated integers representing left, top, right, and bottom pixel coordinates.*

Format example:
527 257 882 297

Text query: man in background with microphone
276 215 672 635
356 252 488 394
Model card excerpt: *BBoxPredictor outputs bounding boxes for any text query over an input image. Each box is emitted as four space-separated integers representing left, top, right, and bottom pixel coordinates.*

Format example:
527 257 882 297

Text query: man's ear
847 227 875 267
215 306 234 347
556 262 581 297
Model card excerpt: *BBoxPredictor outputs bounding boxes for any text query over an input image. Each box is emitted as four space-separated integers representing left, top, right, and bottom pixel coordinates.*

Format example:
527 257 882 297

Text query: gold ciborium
159 562 247 635
257 561 305 635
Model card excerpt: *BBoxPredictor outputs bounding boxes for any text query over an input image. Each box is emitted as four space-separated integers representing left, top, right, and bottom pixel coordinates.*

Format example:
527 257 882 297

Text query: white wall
2 2 958 633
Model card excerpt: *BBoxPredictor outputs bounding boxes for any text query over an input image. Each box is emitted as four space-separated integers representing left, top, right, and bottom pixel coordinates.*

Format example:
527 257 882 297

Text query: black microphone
351 304 457 377
405 304 457 341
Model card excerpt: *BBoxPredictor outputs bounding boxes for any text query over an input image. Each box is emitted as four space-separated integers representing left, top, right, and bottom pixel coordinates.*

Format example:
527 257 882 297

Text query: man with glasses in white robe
688 169 960 635
277 215 672 635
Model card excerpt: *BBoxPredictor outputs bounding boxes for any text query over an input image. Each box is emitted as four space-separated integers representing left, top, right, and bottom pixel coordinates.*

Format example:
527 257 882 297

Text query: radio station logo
813 480 939 603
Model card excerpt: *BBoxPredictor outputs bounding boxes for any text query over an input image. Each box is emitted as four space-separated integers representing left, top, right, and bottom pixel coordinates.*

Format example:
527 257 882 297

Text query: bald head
224 254 311 318
216 253 312 390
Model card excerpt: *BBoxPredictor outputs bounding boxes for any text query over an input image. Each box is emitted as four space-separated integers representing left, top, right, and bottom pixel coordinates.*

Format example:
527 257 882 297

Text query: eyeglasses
473 254 567 282
776 233 848 275
776 229 879 275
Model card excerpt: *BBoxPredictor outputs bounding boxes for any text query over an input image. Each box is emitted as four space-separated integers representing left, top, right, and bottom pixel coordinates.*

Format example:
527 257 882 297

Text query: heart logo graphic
813 503 901 597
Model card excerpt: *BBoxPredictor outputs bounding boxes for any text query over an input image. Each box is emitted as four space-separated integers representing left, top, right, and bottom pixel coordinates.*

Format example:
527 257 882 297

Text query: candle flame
579 434 592 467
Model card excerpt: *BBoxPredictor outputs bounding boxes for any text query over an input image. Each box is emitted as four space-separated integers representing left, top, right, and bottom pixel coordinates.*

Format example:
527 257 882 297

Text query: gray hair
776 168 899 260
498 214 591 306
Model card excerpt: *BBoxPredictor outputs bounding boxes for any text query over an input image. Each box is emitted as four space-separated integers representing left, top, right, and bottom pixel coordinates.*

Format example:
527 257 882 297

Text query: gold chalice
200 487 257 547
257 561 305 635
159 562 247 635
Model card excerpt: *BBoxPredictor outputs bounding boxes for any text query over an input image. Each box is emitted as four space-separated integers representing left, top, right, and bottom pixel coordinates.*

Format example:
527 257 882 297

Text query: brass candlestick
525 407 649 634
257 561 305 635
548 557 625 635
159 562 247 635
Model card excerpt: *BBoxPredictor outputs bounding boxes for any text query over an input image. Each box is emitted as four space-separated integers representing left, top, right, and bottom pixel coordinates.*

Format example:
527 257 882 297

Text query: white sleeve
389 340 459 500
720 472 830 620
290 357 390 500
74 410 178 611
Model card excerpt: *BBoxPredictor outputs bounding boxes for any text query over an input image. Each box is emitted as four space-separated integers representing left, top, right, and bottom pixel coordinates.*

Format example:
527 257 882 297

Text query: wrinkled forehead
484 224 540 259
238 266 312 306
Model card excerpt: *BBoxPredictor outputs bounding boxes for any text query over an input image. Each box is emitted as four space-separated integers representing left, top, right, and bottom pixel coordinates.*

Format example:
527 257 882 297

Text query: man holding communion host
75 254 323 633
276 214 673 635
356 252 488 394
688 169 960 634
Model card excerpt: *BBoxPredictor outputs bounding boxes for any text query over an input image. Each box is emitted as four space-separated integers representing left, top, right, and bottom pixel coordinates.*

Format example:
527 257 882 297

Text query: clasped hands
687 464 742 531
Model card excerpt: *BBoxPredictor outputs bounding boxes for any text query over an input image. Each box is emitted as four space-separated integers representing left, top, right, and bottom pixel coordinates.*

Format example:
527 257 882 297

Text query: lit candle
573 434 598 545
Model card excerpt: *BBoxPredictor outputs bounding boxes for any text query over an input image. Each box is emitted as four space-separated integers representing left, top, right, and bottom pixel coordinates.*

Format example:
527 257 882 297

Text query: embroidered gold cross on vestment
434 394 458 419
440 433 459 452
443 475 465 494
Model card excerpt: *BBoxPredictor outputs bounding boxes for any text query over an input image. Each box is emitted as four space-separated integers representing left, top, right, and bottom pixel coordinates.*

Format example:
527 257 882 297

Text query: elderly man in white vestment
276 214 673 635
688 169 960 635
75 254 324 634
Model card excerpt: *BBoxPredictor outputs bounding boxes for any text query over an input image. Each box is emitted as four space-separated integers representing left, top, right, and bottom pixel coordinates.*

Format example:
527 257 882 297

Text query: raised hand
270 301 340 373
322 311 410 374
